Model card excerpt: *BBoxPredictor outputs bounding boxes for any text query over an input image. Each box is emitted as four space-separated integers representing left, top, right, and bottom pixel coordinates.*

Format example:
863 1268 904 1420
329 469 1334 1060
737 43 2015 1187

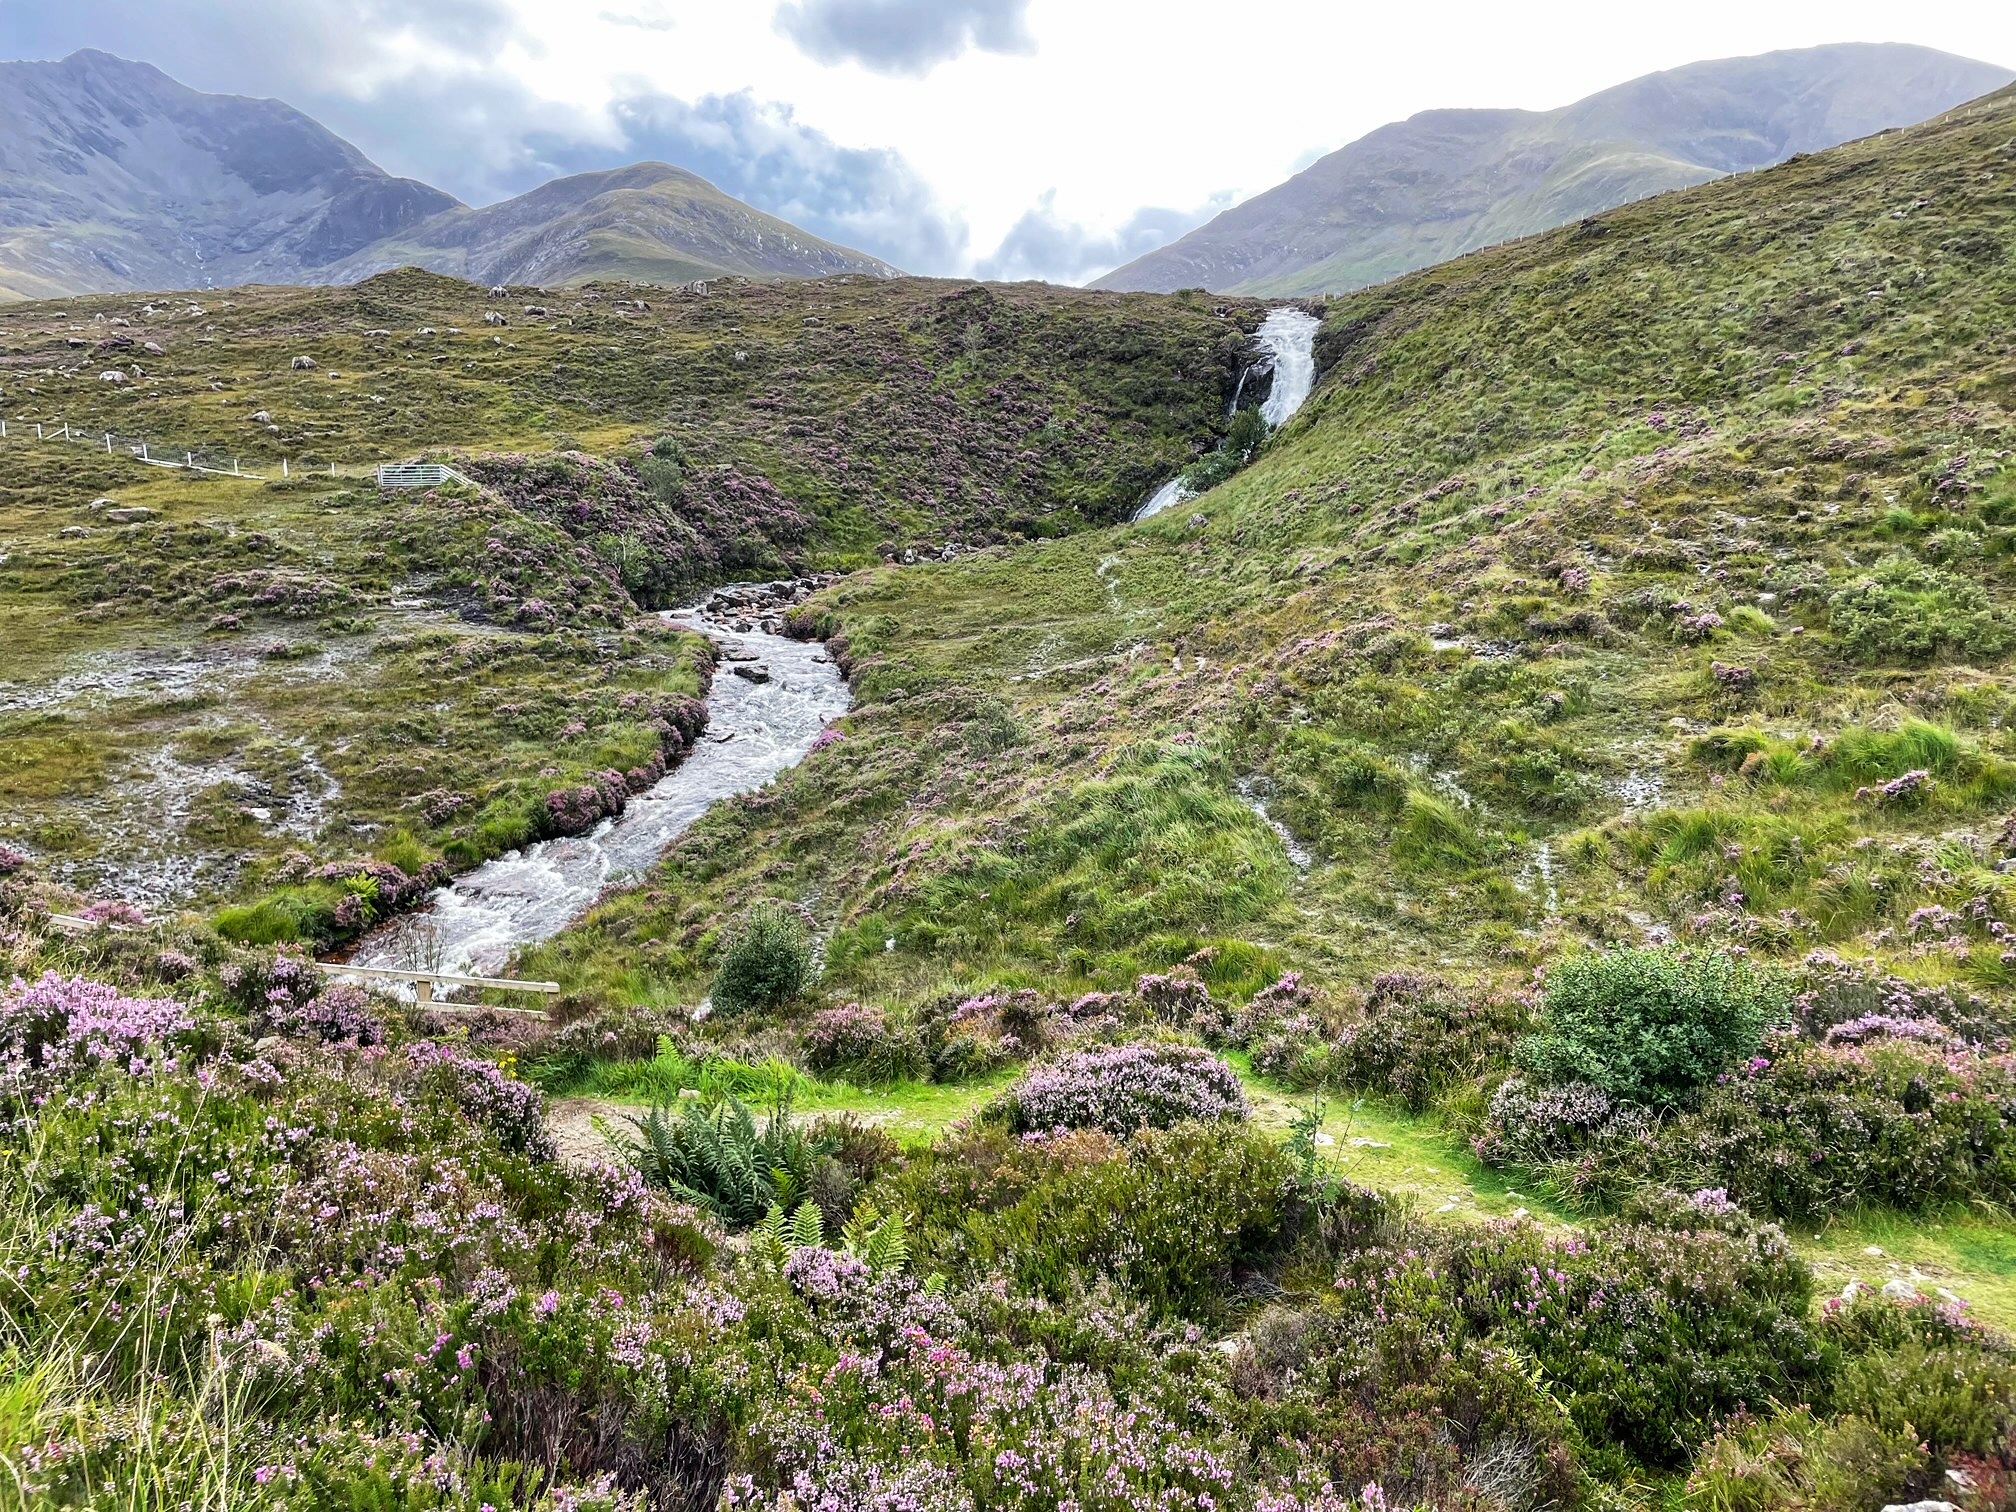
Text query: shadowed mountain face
0 51 895 300
324 162 899 288
1093 42 2014 297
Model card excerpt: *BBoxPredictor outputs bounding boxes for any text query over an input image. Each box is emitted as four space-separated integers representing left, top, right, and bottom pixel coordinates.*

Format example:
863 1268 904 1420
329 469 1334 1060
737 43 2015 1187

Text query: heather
6 951 2016 1507
995 1042 1248 1137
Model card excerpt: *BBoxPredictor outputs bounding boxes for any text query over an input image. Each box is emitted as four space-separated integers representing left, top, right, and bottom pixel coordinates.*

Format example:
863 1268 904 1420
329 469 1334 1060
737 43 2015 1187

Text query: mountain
0 49 459 301
322 161 898 288
1093 42 2013 296
0 50 895 301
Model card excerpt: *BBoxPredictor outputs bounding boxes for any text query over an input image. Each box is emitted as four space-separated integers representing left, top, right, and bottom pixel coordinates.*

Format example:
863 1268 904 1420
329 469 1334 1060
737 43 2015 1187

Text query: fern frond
789 1199 825 1252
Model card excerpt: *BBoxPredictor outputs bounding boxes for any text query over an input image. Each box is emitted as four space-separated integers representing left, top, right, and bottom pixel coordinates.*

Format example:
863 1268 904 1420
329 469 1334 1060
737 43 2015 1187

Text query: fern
617 1089 832 1229
789 1200 825 1251
839 1201 910 1275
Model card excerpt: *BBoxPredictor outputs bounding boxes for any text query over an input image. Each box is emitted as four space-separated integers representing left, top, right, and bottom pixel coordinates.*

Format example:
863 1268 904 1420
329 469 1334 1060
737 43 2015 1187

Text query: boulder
290 355 317 370
100 370 128 383
250 410 273 424
105 507 155 523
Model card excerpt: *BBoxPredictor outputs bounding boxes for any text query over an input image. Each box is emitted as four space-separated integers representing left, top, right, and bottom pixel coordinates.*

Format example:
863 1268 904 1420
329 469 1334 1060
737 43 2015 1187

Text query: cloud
774 0 1032 76
538 90 968 272
975 191 1237 286
0 0 520 100
597 7 677 30
0 0 969 269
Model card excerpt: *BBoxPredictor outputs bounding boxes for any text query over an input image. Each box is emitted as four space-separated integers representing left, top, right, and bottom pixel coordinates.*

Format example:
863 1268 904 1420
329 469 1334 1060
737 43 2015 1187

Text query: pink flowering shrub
802 1004 926 1081
999 1043 1247 1137
1135 965 1212 1024
0 972 195 1099
80 899 146 928
406 1041 556 1161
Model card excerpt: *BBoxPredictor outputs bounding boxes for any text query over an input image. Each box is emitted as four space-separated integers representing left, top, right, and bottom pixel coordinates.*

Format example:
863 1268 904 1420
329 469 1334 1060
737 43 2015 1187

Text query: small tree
712 903 815 1015
1518 946 1789 1109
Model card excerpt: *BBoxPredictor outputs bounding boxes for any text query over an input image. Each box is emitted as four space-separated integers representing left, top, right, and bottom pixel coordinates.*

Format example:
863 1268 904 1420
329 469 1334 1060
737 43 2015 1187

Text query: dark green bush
961 1122 1291 1318
1519 946 1790 1108
711 904 815 1014
1337 972 1535 1110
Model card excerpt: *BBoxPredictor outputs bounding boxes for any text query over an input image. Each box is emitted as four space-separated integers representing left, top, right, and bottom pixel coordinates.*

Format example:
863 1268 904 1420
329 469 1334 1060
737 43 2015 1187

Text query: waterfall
1134 305 1320 521
1256 307 1321 428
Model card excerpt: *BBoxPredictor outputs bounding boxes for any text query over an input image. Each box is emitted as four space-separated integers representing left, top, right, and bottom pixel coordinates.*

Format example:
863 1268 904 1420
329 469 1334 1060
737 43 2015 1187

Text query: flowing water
1135 306 1322 520
348 588 851 981
1254 307 1321 428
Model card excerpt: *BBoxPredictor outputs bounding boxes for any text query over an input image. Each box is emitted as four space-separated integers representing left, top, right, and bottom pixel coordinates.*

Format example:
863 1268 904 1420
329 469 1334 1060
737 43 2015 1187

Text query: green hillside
0 272 1259 918
548 81 2016 1022
5 72 2016 1512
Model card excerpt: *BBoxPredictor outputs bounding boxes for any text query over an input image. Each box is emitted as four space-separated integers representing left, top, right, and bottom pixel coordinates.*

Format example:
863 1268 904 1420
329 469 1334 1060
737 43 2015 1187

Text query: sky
2 0 2013 285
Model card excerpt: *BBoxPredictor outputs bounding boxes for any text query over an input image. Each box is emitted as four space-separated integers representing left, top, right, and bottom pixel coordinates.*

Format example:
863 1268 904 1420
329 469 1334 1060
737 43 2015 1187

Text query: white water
1255 307 1321 428
349 589 851 981
1135 306 1321 521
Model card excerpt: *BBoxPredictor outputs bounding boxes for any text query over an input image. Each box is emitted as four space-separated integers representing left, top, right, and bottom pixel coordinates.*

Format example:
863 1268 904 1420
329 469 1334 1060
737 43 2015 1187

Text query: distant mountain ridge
0 50 896 301
1093 42 2014 297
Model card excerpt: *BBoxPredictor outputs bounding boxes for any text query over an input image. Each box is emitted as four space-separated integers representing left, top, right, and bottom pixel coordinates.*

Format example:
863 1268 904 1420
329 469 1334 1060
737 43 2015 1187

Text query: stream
1136 306 1322 520
348 583 852 981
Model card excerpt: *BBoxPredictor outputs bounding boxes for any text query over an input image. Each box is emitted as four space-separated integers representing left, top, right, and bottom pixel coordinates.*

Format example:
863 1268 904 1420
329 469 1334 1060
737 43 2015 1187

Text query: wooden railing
316 962 559 1015
375 462 478 490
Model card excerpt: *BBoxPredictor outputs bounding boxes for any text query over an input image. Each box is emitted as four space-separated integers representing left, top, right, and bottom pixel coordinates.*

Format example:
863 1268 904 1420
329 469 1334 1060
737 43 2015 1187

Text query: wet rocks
730 665 772 684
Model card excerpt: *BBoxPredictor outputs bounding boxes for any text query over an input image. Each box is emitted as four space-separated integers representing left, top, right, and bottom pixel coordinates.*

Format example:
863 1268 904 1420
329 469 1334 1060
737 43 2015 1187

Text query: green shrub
958 1123 1291 1317
1337 972 1535 1111
1685 1407 1930 1511
1519 946 1790 1109
1827 553 2012 663
711 903 815 1014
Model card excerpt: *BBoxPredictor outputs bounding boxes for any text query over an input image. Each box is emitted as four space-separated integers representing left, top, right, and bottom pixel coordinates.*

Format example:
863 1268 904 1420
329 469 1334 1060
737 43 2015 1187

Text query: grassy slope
535 82 2016 1004
0 271 1260 910
521 88 2016 1308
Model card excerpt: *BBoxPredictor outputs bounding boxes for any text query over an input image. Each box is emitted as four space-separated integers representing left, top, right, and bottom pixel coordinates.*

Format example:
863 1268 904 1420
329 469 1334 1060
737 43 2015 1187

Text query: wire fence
0 413 385 483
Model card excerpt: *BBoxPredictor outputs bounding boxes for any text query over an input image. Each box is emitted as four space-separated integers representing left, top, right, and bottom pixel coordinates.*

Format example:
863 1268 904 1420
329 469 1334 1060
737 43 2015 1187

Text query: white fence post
1 419 8 438
104 433 112 453
34 424 43 439
140 441 148 461
282 458 289 479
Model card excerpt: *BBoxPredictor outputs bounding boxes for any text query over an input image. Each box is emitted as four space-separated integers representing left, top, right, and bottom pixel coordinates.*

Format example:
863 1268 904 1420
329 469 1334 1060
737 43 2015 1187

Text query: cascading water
1255 307 1321 428
1135 305 1322 520
347 585 851 982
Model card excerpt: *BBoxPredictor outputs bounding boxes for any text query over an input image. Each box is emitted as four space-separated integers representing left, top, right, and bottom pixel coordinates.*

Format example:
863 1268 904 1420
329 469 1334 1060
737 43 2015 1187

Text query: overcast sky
2 0 2013 284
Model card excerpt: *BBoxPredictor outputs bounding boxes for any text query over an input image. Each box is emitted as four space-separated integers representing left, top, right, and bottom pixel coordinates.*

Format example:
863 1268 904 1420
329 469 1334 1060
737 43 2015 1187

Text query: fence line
0 412 398 485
